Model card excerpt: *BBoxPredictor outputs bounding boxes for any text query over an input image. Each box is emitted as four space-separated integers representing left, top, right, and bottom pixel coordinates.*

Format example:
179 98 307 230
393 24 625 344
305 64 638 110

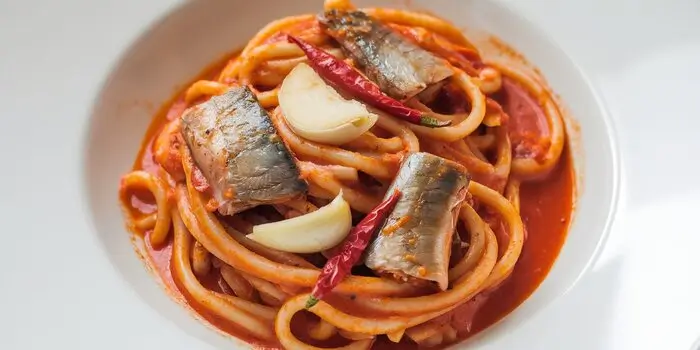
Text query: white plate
2 0 700 349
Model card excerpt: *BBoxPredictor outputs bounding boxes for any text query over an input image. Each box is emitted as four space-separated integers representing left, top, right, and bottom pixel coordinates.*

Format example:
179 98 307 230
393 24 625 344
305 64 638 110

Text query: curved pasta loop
133 213 156 231
253 48 344 87
448 205 487 282
470 125 512 192
218 14 316 82
475 67 503 94
468 181 524 289
119 170 171 246
505 177 522 214
374 114 420 153
404 70 486 142
274 229 498 344
238 43 306 85
490 62 565 179
361 8 472 48
276 296 374 350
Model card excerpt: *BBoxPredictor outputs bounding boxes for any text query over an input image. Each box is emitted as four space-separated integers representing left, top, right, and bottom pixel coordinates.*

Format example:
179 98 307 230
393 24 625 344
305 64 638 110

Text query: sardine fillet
181 87 307 215
320 10 454 101
364 152 470 290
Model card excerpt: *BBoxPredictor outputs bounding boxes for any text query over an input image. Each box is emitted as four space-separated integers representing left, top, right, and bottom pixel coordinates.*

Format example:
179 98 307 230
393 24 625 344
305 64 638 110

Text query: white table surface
1 0 699 349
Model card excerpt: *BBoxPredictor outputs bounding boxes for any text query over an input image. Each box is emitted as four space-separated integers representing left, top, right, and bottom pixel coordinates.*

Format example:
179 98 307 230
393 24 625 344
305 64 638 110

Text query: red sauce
498 77 552 162
127 50 575 349
145 233 178 293
465 148 573 334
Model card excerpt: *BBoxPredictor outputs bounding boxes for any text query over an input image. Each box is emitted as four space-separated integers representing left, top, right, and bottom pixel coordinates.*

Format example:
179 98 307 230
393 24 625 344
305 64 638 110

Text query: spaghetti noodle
119 0 574 349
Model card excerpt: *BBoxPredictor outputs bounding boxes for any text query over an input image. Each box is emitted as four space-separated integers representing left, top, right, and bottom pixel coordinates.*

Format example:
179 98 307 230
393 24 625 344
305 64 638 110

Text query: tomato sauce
126 50 575 349
464 147 573 335
497 77 552 162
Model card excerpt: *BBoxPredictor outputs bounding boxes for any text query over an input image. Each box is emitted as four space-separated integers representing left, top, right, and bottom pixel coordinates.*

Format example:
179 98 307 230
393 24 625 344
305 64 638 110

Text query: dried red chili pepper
287 34 450 128
305 189 402 309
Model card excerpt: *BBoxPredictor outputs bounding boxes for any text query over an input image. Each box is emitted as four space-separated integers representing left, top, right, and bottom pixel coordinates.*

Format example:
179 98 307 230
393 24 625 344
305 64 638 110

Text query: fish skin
319 10 454 101
180 86 307 215
364 152 470 290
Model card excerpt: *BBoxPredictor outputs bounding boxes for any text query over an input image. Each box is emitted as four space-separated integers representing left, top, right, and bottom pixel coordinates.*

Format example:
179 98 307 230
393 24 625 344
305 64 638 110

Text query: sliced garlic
247 192 352 253
278 62 378 145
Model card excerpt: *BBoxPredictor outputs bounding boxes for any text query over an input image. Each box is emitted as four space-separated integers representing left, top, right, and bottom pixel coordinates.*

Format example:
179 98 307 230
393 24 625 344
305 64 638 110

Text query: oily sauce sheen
129 52 575 349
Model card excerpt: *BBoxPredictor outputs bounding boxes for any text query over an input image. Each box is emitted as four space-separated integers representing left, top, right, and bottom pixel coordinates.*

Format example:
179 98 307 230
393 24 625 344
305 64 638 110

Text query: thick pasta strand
220 264 258 302
362 8 474 47
171 208 277 341
253 48 345 87
448 205 487 282
191 240 212 277
404 70 487 142
218 15 316 81
240 272 291 306
343 132 405 154
185 80 228 103
134 213 156 231
119 171 171 246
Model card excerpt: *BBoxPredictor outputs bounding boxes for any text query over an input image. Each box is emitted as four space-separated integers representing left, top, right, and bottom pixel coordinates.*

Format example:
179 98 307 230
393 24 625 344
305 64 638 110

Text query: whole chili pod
305 189 402 309
287 35 450 128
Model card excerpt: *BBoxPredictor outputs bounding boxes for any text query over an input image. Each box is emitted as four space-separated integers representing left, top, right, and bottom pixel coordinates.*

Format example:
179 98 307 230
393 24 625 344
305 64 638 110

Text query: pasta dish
119 0 574 348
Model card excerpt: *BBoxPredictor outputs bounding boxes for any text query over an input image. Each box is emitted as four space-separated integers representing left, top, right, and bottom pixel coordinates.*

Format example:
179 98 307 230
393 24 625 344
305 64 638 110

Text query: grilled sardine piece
364 152 470 290
319 10 454 101
181 86 307 215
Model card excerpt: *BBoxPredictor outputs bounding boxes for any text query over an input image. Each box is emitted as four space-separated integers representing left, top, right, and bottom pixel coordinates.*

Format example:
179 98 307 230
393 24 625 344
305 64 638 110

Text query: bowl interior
84 0 619 348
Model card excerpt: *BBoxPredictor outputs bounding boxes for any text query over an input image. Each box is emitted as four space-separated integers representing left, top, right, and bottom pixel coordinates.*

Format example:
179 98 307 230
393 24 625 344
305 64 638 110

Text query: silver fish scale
181 86 307 215
364 152 470 290
320 10 454 101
